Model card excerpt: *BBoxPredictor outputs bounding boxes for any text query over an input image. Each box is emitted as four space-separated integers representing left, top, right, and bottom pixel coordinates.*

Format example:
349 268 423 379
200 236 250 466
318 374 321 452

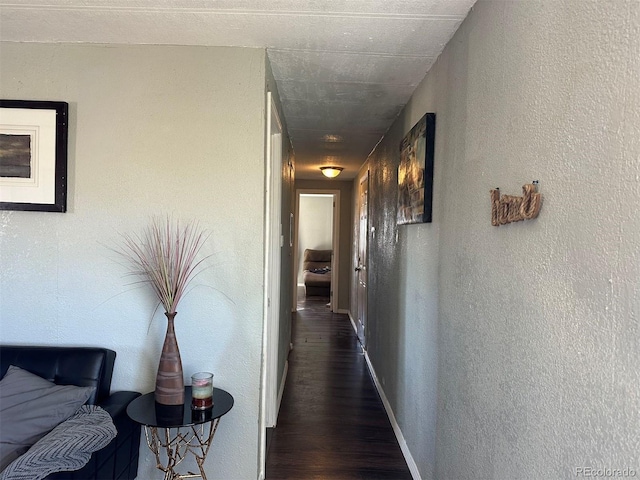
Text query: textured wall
354 96 440 478
0 43 267 480
358 0 640 479
435 1 640 477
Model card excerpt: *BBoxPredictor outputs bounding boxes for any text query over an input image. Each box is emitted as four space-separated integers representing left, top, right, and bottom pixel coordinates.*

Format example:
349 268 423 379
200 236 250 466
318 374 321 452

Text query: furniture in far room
0 345 142 480
127 386 234 480
302 248 332 297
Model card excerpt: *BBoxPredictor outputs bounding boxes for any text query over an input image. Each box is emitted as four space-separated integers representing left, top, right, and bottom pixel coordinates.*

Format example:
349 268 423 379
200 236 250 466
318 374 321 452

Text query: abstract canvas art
397 113 435 225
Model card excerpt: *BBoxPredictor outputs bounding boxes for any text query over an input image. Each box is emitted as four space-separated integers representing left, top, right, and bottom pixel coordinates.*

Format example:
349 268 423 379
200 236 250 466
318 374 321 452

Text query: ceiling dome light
320 166 343 178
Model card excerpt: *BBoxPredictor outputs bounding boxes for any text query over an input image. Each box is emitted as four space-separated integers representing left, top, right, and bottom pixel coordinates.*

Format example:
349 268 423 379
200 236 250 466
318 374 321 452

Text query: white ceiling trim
270 48 433 59
0 7 464 22
0 4 466 20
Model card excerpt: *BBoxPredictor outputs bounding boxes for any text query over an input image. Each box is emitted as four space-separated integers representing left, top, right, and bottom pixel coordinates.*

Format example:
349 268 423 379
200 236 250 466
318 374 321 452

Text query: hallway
266 295 413 480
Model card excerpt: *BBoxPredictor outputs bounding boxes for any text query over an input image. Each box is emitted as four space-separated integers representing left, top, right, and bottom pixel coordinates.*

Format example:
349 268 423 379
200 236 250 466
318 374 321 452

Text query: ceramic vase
154 312 185 405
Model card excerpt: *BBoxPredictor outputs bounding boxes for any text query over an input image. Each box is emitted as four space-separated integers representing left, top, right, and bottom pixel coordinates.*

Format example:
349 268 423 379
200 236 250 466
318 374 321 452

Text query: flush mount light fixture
322 134 343 143
320 166 343 178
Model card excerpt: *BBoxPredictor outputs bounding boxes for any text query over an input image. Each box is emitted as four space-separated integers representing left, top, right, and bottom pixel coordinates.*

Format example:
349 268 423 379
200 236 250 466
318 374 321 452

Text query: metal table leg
144 418 221 479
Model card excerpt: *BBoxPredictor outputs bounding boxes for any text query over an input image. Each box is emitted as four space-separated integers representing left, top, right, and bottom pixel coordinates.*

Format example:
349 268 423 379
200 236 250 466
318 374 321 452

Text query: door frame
259 91 283 479
292 189 340 312
355 171 369 347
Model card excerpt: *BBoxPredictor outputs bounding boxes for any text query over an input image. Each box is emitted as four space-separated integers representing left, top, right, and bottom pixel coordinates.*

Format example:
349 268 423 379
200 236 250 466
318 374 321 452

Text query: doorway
293 189 340 312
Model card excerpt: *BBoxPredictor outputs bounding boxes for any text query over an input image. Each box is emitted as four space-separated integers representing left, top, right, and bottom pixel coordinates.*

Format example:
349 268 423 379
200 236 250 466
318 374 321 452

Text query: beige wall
0 43 267 480
358 0 640 478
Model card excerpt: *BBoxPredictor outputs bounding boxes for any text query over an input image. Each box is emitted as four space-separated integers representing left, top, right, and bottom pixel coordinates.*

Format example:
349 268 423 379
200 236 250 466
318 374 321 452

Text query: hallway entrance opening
265 295 412 479
293 189 340 312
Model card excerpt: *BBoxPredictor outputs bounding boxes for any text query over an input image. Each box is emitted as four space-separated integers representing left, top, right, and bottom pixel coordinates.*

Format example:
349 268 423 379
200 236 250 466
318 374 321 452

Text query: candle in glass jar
191 372 213 410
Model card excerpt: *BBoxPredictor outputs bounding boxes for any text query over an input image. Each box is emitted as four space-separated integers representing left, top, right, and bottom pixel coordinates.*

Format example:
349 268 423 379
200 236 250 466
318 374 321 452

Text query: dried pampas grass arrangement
118 216 209 314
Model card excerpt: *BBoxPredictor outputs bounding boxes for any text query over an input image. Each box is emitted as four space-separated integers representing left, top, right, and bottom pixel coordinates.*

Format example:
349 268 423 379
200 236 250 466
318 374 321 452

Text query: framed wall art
0 100 69 212
397 113 435 225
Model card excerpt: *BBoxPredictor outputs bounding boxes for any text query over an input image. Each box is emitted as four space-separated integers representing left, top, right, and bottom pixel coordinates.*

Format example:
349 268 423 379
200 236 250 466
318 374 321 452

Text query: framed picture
0 100 69 212
397 113 436 225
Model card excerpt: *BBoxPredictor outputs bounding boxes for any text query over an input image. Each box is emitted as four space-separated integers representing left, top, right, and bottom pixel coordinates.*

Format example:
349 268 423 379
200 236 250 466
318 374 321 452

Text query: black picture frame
0 100 68 212
397 113 436 225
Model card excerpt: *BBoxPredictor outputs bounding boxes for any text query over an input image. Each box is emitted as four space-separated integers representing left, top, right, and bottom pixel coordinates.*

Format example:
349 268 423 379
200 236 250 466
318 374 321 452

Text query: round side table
126 386 233 480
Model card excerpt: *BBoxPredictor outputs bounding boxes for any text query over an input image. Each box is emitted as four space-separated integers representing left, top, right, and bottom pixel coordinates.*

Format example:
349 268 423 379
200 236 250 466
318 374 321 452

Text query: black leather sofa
0 345 141 480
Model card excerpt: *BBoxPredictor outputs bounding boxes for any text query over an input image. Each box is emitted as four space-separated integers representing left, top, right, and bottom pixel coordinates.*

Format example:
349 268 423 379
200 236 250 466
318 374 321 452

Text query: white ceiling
0 0 477 180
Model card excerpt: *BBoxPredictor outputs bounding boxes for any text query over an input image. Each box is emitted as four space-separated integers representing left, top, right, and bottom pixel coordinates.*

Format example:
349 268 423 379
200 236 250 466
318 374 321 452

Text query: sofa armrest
98 391 140 419
97 391 142 480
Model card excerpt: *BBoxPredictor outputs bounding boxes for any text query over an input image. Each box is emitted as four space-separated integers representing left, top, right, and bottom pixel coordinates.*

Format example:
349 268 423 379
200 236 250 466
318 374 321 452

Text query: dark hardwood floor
266 294 413 480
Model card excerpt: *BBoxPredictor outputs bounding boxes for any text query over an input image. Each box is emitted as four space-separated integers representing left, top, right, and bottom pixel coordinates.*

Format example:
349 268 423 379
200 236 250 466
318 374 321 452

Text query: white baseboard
275 360 288 424
259 361 289 480
348 311 358 334
364 351 423 480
